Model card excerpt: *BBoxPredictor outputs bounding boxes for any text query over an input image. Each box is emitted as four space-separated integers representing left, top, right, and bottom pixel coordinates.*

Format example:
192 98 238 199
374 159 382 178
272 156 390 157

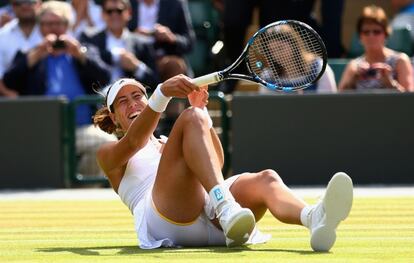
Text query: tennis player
94 74 353 251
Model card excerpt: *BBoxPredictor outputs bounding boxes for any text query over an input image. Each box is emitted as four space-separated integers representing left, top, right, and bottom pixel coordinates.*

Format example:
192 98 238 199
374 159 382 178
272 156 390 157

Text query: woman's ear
109 112 117 126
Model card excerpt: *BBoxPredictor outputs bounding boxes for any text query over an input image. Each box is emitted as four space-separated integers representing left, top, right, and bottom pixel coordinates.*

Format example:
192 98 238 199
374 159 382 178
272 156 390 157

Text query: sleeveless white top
117 138 161 213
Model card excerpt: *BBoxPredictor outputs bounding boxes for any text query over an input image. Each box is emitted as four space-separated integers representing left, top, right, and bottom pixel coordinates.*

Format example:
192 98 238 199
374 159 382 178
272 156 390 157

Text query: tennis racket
192 20 327 92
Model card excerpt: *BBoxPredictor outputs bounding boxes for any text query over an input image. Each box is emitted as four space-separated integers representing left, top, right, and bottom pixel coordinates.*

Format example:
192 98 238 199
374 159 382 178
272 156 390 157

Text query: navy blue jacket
3 45 111 95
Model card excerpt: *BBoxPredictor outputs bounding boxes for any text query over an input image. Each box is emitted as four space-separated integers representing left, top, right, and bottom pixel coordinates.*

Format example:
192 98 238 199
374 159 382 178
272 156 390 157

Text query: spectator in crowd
257 24 337 94
339 5 413 92
0 0 42 97
127 0 196 136
128 0 196 81
3 0 115 177
81 0 159 89
259 62 337 95
390 0 414 42
71 0 106 39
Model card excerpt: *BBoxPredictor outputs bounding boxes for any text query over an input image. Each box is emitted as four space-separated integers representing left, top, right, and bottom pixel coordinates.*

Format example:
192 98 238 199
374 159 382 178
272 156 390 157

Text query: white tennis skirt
133 174 271 249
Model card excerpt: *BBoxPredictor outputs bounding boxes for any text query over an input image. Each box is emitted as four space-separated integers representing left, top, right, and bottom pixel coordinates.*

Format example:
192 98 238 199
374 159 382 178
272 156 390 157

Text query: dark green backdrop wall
0 97 68 188
232 92 414 185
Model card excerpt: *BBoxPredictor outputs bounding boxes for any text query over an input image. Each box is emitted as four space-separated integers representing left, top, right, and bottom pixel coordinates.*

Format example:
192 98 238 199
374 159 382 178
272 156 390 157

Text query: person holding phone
339 5 414 92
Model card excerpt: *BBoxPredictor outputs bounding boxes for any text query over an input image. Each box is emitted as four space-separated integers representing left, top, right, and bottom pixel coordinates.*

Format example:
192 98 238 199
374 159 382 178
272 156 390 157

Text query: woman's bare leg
231 170 353 252
230 169 307 225
152 107 227 223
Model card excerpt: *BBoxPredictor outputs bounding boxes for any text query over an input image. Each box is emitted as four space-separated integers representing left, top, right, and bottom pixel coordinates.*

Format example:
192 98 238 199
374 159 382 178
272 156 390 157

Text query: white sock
300 205 313 228
208 184 234 215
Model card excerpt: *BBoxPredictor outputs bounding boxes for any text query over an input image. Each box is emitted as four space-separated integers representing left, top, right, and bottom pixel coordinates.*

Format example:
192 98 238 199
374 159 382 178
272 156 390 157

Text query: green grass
1 197 413 262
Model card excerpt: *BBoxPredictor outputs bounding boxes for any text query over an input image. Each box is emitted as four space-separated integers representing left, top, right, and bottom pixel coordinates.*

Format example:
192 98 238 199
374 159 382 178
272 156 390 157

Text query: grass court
0 189 413 262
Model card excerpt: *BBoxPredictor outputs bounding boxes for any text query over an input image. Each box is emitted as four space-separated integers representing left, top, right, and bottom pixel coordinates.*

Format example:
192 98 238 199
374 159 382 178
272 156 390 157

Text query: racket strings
248 22 325 88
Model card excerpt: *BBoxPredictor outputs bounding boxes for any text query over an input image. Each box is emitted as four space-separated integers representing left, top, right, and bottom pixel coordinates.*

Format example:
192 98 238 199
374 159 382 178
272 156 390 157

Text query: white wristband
148 84 172 112
203 107 213 128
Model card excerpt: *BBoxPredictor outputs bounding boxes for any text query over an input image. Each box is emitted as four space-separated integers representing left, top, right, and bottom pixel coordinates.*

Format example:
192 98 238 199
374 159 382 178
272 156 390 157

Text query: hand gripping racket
192 20 328 92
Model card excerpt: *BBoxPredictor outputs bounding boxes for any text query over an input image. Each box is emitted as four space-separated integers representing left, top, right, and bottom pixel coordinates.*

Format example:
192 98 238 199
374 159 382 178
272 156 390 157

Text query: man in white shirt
80 0 159 89
128 0 196 81
0 0 42 97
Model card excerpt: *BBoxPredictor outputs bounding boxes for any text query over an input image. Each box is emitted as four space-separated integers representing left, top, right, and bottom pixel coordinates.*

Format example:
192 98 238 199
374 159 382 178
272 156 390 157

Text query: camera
52 39 66 50
365 68 377 77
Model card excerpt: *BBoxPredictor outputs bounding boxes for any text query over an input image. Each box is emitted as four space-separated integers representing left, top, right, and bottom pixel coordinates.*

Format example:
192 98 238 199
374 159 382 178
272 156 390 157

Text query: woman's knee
257 169 284 186
178 107 209 128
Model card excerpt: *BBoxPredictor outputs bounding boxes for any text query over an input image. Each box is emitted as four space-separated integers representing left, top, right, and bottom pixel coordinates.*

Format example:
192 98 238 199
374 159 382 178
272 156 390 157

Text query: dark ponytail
93 106 117 134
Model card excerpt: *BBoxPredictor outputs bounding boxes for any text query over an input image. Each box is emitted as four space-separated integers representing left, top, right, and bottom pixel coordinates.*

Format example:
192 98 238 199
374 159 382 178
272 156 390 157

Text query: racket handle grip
192 72 221 86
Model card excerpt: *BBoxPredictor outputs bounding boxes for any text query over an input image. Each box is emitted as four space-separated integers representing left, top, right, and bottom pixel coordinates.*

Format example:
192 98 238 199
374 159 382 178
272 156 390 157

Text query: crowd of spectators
2 1 413 96
1 0 414 177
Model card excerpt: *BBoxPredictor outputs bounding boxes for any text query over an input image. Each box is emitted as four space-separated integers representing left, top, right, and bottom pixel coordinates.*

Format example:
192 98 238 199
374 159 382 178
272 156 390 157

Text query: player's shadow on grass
37 245 317 256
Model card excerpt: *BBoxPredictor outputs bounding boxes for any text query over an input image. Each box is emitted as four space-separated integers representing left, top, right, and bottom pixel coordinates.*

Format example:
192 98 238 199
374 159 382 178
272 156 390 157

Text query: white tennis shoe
307 172 353 252
217 200 256 247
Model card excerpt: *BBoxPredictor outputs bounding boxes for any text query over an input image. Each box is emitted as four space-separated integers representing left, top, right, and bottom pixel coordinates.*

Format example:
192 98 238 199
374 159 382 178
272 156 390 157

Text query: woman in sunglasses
339 5 413 92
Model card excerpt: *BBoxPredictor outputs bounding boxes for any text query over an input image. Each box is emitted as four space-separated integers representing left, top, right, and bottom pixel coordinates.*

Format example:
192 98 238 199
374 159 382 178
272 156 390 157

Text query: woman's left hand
188 86 209 108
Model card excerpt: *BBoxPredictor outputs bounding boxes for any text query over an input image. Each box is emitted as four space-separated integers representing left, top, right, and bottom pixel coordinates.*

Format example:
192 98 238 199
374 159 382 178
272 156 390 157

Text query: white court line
0 188 119 200
0 186 413 200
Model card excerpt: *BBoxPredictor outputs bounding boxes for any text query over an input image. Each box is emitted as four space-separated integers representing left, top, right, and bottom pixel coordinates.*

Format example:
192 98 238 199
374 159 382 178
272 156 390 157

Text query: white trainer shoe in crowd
217 200 256 247
308 172 353 252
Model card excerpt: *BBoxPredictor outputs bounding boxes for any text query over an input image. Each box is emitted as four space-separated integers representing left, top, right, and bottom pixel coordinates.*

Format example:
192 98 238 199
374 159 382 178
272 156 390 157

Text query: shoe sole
311 172 353 252
225 209 256 247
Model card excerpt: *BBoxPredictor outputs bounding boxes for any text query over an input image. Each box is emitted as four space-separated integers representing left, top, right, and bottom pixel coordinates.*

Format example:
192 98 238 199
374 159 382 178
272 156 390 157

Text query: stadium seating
386 27 413 56
328 58 350 84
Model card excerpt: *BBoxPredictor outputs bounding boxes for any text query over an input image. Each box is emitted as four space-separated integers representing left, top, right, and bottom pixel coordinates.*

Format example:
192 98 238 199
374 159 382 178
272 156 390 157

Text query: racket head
244 20 328 92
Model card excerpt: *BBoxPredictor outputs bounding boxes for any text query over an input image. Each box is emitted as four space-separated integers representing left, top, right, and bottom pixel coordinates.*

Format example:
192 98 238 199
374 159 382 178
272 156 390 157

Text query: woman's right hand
356 61 370 79
160 74 201 98
27 34 56 67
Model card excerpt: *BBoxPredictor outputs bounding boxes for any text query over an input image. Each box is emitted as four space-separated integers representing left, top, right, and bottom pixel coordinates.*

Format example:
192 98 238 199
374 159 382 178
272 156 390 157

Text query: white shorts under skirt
133 174 271 249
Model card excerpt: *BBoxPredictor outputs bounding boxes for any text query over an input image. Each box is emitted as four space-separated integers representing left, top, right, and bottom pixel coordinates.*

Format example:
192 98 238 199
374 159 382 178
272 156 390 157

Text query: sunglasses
104 8 125 15
361 29 383 36
40 21 67 27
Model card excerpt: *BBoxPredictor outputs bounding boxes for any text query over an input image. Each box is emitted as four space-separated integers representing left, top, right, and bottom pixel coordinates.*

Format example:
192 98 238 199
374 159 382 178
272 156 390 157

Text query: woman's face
111 84 147 132
359 22 386 50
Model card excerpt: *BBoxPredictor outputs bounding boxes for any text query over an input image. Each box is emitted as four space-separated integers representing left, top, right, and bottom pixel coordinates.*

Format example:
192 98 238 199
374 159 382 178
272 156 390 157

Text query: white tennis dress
117 137 271 249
